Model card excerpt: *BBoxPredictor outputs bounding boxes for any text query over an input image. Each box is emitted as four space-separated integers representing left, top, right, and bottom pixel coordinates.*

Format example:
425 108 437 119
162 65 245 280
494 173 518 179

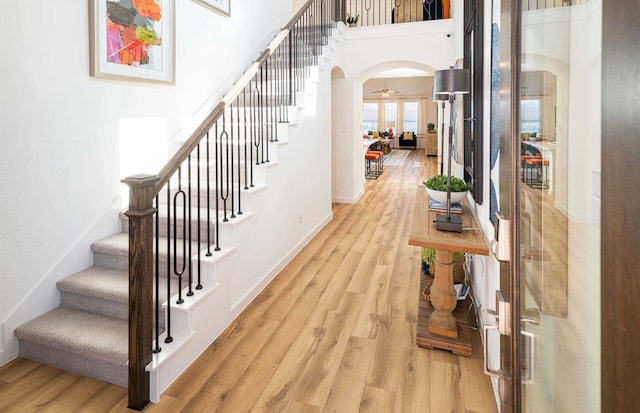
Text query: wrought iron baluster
251 80 258 170
165 180 173 344
196 143 203 290
242 87 250 190
153 196 161 353
186 155 194 297
214 122 221 252
219 116 230 222
271 54 278 142
257 67 265 165
235 95 243 215
228 106 236 219
173 167 186 305
289 30 295 107
206 131 212 257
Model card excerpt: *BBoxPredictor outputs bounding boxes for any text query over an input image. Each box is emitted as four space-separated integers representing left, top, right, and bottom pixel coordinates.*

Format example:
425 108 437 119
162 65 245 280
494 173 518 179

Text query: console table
408 186 489 356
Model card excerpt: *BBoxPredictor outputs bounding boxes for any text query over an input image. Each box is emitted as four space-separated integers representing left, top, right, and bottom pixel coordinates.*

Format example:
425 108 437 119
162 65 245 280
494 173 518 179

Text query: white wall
0 0 292 364
330 19 457 203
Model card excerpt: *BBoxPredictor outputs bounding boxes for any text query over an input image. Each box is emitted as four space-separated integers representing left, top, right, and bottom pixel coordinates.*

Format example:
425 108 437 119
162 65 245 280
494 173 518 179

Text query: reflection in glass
519 0 601 412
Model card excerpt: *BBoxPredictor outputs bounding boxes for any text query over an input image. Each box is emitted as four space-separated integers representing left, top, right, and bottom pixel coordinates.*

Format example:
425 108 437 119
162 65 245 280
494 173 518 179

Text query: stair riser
94 252 201 279
160 157 272 187
19 340 126 387
158 181 267 210
122 216 215 242
59 290 169 328
156 192 253 218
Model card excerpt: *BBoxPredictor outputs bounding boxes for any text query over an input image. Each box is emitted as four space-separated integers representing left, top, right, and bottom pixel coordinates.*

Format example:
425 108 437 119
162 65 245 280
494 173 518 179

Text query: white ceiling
368 68 431 78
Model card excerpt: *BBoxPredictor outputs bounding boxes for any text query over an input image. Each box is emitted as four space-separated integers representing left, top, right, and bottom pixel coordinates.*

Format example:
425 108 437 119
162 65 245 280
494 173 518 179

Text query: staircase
14 2 342 408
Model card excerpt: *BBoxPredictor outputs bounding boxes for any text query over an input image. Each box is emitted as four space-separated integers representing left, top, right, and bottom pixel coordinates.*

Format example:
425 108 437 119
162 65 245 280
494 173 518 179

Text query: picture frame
192 0 230 16
89 0 175 84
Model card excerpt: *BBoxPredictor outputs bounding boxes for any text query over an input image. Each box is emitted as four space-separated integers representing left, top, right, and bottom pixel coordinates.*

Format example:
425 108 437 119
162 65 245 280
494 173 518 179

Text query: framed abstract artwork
89 0 175 84
192 0 230 16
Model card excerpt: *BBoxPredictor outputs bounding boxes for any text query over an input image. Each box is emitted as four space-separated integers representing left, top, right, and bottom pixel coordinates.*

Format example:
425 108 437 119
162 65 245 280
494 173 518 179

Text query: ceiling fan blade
371 88 400 94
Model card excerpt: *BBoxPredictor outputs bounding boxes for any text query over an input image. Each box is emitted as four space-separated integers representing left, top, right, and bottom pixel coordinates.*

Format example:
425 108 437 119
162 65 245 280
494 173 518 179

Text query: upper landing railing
523 0 590 11
343 0 452 27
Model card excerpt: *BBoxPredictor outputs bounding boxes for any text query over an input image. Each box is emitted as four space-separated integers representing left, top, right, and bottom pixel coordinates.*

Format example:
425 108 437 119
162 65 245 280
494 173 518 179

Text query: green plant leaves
423 175 470 192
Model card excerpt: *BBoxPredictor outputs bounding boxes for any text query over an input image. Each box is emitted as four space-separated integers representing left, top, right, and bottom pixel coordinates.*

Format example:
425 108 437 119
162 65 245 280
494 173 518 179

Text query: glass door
516 1 601 412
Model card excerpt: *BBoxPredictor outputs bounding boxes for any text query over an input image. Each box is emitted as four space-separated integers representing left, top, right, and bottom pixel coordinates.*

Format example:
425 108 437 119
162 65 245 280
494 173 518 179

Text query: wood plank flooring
0 151 498 412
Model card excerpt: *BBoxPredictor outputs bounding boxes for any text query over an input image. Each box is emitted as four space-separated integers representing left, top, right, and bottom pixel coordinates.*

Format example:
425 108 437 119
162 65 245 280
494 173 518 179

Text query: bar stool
368 150 384 173
525 157 549 188
520 154 541 183
365 152 381 179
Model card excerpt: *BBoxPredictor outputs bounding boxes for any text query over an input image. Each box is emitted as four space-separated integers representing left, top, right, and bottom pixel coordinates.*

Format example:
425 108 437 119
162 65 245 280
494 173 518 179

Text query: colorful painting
90 0 175 83
192 0 230 16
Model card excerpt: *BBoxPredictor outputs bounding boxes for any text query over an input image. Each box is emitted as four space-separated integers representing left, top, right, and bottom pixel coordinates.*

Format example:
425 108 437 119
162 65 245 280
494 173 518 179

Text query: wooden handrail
285 0 316 30
153 102 225 194
152 0 311 194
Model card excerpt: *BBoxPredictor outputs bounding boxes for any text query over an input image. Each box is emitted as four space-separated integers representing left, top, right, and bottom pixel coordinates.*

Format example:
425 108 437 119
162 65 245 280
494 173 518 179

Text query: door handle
521 307 541 325
483 323 502 378
521 331 535 384
482 291 512 380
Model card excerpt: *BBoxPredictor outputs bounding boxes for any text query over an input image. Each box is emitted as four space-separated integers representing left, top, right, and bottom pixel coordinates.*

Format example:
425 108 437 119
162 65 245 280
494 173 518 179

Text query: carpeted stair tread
14 308 127 366
91 232 129 257
57 266 180 305
92 232 215 257
57 267 129 304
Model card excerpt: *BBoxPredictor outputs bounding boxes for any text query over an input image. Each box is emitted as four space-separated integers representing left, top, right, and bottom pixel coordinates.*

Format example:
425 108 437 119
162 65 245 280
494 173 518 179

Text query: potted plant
427 122 435 132
421 248 465 281
423 175 470 204
346 13 359 27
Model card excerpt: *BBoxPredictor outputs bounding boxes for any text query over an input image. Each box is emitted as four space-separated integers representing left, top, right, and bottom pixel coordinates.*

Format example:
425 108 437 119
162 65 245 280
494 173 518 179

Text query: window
384 102 397 131
363 102 378 132
520 99 541 134
403 101 418 133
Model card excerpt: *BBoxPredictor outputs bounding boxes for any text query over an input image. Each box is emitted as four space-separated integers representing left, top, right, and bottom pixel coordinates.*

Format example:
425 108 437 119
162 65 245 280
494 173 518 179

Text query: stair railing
122 0 337 410
523 0 589 11
343 0 450 27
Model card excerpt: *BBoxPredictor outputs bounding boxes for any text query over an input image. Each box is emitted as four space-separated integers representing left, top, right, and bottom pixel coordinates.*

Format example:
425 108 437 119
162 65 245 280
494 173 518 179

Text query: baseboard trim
231 211 333 314
332 189 364 204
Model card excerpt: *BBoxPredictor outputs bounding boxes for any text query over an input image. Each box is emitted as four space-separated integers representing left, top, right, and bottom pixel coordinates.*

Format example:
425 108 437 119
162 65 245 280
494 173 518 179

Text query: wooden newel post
122 174 160 411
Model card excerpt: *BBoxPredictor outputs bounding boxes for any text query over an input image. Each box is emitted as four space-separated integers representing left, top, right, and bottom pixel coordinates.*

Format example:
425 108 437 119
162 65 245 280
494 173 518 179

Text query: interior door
495 0 602 411
519 1 602 412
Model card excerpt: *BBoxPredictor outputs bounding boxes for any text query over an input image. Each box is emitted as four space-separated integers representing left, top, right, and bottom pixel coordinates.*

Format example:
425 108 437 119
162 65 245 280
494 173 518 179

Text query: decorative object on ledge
346 13 359 26
89 0 175 84
193 0 230 16
424 175 469 205
433 67 470 232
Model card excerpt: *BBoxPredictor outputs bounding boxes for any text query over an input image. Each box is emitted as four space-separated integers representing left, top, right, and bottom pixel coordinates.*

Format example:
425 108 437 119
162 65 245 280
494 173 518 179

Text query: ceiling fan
371 78 400 96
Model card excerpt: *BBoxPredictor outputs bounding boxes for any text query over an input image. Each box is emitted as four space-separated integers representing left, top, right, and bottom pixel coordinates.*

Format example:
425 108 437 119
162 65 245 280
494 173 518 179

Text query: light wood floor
0 151 498 412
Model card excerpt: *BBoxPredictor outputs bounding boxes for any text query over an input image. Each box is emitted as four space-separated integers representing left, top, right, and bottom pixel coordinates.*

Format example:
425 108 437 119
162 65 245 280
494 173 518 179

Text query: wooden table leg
428 249 458 338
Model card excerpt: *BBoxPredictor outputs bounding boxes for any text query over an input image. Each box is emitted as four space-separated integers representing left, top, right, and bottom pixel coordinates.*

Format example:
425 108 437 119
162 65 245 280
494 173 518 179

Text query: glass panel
403 101 418 133
519 1 601 412
363 102 378 133
384 101 397 133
